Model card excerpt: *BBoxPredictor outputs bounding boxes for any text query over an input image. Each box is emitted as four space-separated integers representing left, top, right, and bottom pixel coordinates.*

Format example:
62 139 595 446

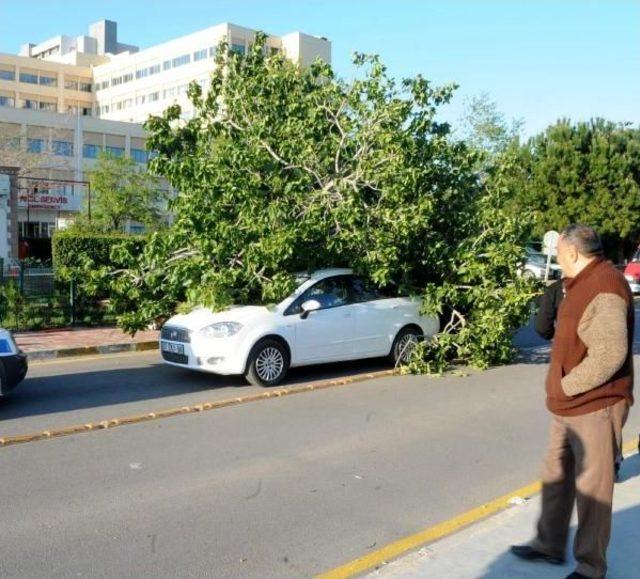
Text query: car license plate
161 341 184 354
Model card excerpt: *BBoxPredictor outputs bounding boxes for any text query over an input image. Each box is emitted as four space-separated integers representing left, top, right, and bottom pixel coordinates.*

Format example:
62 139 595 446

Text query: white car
160 268 439 386
522 249 562 281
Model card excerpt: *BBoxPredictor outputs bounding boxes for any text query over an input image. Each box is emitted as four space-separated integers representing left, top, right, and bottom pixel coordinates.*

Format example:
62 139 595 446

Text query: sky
1 0 638 136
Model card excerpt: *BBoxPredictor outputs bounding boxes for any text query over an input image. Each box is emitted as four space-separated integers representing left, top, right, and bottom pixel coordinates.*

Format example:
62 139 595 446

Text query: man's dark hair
560 224 603 257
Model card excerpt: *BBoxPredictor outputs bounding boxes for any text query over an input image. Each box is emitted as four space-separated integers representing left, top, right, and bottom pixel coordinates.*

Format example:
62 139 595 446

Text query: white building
0 19 331 260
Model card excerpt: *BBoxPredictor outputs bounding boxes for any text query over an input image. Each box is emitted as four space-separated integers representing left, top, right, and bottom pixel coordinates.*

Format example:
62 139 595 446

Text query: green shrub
52 231 146 283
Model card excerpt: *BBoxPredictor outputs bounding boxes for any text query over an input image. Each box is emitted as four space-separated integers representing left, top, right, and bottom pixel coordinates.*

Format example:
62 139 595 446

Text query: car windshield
527 250 546 265
527 248 557 265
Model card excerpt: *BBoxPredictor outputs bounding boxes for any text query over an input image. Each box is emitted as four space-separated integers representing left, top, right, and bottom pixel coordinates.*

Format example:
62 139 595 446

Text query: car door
286 275 356 364
350 277 401 356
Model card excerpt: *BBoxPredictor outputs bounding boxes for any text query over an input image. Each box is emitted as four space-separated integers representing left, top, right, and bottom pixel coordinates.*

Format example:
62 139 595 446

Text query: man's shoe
565 572 590 578
510 544 565 565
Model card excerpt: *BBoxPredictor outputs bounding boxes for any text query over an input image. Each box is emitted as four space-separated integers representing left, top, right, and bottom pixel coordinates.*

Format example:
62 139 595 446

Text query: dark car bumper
1 351 28 395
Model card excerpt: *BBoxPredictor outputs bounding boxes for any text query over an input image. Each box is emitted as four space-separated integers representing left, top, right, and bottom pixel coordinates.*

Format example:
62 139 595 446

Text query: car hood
166 305 273 332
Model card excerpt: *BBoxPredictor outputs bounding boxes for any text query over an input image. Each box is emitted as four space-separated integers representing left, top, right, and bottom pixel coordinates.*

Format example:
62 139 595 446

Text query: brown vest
546 258 634 416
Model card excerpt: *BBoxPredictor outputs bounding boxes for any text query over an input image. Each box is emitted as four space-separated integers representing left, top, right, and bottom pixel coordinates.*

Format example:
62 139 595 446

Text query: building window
19 221 56 239
115 99 132 111
19 72 39 84
27 138 44 153
136 68 148 80
52 141 74 156
130 149 148 164
65 79 79 90
209 46 217 57
41 222 55 238
39 101 56 112
172 54 190 67
231 43 246 55
122 73 133 83
106 146 124 158
39 75 57 87
23 98 38 110
0 70 16 81
163 87 176 99
136 95 146 105
148 91 160 102
83 144 102 159
111 76 123 87
0 96 15 108
96 80 109 91
163 60 171 71
79 82 92 92
82 107 91 116
149 64 161 75
194 49 207 61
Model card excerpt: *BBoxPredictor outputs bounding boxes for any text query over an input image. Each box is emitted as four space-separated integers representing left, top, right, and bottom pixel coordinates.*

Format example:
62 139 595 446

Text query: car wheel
390 326 422 366
245 339 290 387
522 269 537 280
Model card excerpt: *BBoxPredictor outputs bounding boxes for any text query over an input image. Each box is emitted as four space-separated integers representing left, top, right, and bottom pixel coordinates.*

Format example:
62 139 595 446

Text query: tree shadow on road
0 356 392 423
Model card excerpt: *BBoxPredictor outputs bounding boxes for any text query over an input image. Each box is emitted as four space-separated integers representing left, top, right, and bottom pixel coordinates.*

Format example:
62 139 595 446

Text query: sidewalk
14 326 159 360
368 451 640 579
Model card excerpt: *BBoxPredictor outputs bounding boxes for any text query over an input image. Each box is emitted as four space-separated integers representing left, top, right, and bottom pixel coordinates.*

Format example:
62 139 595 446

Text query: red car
624 248 640 293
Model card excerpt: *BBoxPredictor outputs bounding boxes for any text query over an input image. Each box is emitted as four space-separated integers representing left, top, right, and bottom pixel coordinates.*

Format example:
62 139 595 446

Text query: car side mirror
300 299 321 319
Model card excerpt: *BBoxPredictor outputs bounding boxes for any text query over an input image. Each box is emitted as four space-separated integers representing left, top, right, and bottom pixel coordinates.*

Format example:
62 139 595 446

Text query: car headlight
200 322 243 338
625 274 638 283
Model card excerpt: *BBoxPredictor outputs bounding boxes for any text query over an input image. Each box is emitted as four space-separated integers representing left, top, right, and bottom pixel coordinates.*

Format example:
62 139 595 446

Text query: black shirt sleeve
534 279 564 340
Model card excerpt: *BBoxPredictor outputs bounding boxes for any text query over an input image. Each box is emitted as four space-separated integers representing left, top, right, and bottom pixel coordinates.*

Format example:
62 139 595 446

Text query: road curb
24 340 159 361
0 368 400 448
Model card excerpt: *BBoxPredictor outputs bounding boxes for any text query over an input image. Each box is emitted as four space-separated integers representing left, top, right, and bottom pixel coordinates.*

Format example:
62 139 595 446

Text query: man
535 277 565 340
511 224 634 579
534 277 626 480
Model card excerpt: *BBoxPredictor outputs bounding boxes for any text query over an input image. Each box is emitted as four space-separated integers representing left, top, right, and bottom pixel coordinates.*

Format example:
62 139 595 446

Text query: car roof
309 268 353 280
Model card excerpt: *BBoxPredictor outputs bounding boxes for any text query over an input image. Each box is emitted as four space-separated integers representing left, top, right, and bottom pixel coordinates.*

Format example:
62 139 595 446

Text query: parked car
160 268 439 386
624 247 640 293
522 248 562 281
0 328 28 397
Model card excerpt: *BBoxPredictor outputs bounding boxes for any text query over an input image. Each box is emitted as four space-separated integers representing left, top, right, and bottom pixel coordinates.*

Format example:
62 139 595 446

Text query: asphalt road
1 347 639 578
0 352 392 437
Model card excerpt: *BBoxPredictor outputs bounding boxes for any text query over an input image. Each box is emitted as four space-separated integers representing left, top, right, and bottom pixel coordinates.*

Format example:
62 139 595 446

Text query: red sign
18 188 82 211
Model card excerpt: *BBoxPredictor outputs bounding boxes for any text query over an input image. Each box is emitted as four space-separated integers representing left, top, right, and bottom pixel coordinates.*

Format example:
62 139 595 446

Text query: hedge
52 231 147 281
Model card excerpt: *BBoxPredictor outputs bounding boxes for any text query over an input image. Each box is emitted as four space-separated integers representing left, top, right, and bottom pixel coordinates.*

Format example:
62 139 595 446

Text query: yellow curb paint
0 369 398 448
316 480 542 579
317 437 640 579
